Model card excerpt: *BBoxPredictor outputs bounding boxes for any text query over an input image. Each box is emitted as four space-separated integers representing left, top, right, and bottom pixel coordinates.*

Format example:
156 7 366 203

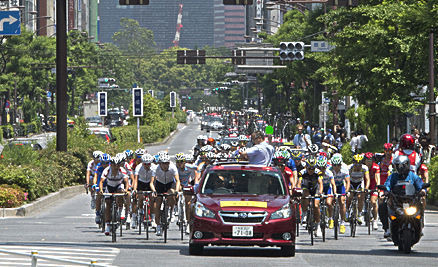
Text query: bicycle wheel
111 200 117 243
309 200 314 246
366 198 371 235
350 201 357 238
321 204 326 242
180 202 184 241
334 201 339 240
163 202 168 243
145 202 149 240
295 202 300 237
120 208 123 237
101 198 106 233
138 207 142 235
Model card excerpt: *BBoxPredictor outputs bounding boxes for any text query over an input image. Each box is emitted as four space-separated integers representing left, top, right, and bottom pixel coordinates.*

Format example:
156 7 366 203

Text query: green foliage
427 156 438 201
0 184 26 208
112 118 177 144
340 143 353 165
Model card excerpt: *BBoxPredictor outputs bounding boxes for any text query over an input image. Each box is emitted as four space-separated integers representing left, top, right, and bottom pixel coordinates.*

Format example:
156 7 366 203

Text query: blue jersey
287 158 297 171
384 171 423 192
177 164 197 186
95 162 108 188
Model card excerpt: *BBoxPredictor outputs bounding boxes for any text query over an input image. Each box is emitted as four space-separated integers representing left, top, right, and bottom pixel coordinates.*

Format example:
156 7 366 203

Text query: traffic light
177 50 206 64
279 42 305 61
97 92 107 116
119 0 149 5
232 50 246 65
132 88 143 117
170 91 176 108
223 0 253 5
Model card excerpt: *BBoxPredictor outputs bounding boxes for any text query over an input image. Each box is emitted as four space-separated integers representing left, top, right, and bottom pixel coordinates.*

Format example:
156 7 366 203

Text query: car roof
208 164 280 172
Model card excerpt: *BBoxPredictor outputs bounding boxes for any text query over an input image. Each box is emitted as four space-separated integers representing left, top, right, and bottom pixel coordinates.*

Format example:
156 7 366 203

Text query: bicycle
102 192 126 242
177 192 186 240
319 195 328 242
364 189 378 235
136 191 153 240
293 198 301 237
303 195 316 246
332 193 341 240
157 192 177 243
347 189 365 238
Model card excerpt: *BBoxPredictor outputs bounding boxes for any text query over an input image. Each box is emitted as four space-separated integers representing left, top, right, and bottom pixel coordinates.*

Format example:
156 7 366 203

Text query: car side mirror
377 185 387 191
183 185 195 195
422 183 431 189
292 188 303 197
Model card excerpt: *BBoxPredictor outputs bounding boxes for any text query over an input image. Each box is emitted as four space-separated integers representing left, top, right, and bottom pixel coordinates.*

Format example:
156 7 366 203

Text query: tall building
214 0 246 48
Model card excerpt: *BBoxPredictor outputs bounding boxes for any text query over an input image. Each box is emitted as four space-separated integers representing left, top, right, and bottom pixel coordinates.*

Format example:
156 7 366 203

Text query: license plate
403 203 409 209
232 226 253 237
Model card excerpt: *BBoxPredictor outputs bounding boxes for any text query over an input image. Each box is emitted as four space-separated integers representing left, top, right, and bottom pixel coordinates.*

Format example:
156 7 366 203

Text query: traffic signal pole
56 0 67 151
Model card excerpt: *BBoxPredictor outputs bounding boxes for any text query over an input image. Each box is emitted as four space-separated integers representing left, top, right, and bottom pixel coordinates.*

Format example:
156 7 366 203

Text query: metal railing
0 248 109 267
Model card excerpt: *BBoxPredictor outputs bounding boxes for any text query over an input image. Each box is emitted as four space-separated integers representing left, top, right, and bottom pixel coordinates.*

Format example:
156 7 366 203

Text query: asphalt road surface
1 120 437 266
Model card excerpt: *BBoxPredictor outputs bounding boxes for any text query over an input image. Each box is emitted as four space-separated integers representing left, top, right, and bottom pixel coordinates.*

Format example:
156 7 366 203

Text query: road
0 119 437 266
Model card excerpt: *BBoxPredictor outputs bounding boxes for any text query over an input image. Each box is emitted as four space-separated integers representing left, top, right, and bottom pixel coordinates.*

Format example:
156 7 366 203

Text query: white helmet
197 135 207 140
159 154 171 163
239 135 249 141
135 148 146 157
184 154 194 162
141 154 154 164
220 144 231 151
111 155 124 165
93 150 104 159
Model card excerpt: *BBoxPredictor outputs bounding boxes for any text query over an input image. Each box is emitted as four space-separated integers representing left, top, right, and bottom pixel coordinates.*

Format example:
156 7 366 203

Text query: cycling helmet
111 155 124 165
384 143 394 151
184 154 194 162
305 156 317 168
352 154 364 164
100 153 111 164
331 153 343 165
141 154 154 164
175 153 186 162
392 154 410 176
157 151 168 157
319 151 328 158
159 154 171 163
200 145 213 152
117 152 127 162
239 135 249 141
290 151 303 160
220 144 231 151
399 133 415 150
278 146 289 152
216 152 228 160
135 148 146 157
364 152 374 160
93 150 104 159
316 156 328 168
282 150 291 159
205 151 216 160
273 151 286 160
308 144 319 154
240 147 247 153
230 141 239 147
124 149 134 158
197 135 207 140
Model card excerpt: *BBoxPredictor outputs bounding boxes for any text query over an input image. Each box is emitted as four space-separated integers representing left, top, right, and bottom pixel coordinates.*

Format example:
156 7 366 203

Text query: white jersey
330 166 350 186
155 163 178 184
135 164 156 184
87 160 99 175
348 164 369 183
102 166 129 187
321 168 334 186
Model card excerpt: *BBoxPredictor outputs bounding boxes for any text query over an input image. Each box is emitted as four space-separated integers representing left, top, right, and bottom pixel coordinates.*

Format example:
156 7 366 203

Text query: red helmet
364 152 373 160
319 151 328 158
399 134 415 150
383 143 393 151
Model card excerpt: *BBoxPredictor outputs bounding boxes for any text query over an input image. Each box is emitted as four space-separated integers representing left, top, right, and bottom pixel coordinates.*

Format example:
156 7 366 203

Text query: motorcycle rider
381 155 426 239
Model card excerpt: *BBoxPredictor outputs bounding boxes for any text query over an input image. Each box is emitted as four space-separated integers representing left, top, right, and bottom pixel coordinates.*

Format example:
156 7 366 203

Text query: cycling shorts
156 181 175 194
302 186 319 197
350 181 363 190
105 184 124 199
137 180 152 192
328 185 346 195
322 184 331 195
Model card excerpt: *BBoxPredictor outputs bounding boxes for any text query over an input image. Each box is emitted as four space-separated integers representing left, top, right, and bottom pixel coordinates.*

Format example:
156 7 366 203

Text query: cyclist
150 154 181 236
93 153 111 225
328 154 350 234
185 154 195 164
379 143 393 234
238 134 249 148
193 135 207 159
418 159 429 209
175 153 197 233
364 152 380 230
297 156 324 237
119 152 133 225
132 153 156 229
124 149 134 167
86 151 103 210
316 155 336 227
131 148 146 171
99 155 129 236
308 144 319 156
289 150 305 174
347 154 370 225
272 151 295 190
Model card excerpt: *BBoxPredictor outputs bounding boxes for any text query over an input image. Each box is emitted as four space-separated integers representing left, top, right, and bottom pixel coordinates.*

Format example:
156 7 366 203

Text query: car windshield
201 170 285 195
86 117 101 123
211 117 222 122
221 138 239 145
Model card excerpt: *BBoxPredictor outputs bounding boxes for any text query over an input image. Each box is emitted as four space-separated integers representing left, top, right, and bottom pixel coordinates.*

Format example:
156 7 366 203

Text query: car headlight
270 203 291 220
404 206 417 216
194 202 216 218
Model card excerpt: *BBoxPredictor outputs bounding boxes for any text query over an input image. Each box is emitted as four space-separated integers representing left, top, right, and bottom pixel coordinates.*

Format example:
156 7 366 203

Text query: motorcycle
378 182 430 253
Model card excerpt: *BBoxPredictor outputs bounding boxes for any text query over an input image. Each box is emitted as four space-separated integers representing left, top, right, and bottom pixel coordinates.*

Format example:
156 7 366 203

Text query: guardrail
0 248 109 267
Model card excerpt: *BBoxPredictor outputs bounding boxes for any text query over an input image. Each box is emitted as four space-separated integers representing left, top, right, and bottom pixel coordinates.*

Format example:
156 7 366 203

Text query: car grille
219 211 267 224
222 232 264 239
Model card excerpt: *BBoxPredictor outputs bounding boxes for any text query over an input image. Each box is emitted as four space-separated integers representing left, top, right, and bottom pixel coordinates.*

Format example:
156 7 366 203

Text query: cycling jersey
418 164 428 182
286 159 297 172
282 166 294 186
94 163 108 190
349 164 369 184
135 163 156 184
177 164 197 186
395 149 421 174
101 166 129 187
379 156 392 185
124 162 133 176
330 165 350 186
299 168 323 195
87 159 99 176
155 163 178 184
367 162 380 190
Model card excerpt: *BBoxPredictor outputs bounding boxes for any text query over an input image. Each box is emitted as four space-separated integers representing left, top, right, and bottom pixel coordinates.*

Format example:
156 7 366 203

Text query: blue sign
0 11 20 35
98 92 107 116
132 88 143 117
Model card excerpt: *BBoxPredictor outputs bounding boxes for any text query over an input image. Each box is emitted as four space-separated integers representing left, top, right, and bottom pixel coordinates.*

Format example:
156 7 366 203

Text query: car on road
187 163 297 256
88 127 114 143
85 116 103 127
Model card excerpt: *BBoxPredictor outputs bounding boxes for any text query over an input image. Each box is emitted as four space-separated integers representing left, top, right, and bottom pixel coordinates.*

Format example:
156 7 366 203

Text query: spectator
357 129 368 153
326 129 335 145
293 124 312 149
240 131 274 166
313 128 324 147
350 131 359 154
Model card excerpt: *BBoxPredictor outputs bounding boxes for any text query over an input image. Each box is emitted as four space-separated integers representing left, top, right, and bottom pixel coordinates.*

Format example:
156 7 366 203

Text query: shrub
427 156 438 202
0 184 26 208
340 142 353 165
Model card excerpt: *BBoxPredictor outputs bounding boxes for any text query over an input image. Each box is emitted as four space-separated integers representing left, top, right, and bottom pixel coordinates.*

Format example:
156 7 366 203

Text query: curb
1 185 84 217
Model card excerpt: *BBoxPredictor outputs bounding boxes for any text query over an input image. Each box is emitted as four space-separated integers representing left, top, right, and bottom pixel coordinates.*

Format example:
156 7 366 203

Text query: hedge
111 118 177 144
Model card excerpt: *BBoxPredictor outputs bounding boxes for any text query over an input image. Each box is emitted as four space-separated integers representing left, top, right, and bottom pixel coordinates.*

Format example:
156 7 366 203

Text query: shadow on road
297 247 438 258
180 246 287 257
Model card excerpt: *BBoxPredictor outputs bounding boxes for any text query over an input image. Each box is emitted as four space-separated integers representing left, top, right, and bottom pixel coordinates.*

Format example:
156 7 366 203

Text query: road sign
170 91 176 108
311 41 334 52
0 11 20 35
132 88 144 117
97 92 107 117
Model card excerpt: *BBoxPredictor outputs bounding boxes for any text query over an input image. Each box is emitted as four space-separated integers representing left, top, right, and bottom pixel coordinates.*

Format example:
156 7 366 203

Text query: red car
188 163 299 256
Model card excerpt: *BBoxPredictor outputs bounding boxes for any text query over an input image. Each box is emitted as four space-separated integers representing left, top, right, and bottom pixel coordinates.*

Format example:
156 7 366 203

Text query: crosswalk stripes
0 245 119 266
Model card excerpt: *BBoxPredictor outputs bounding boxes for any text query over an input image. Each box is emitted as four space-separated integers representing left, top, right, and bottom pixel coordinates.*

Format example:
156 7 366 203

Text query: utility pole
56 0 68 151
429 32 436 145
13 79 17 124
